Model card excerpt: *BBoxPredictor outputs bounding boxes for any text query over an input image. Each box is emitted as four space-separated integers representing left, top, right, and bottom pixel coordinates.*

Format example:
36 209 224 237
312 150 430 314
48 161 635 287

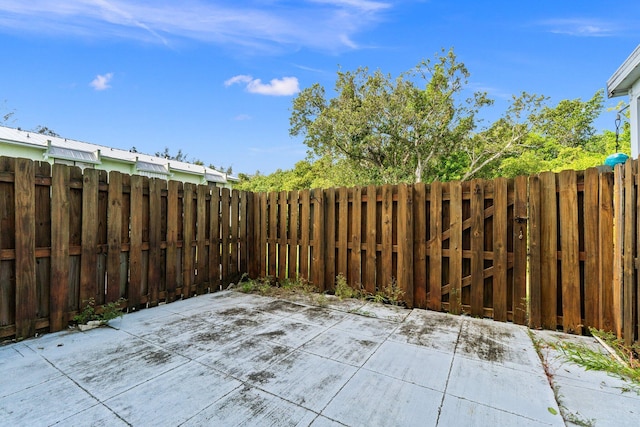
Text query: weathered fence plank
106 171 123 303
14 158 37 339
470 179 484 317
365 185 377 295
540 171 558 330
351 186 362 289
583 168 600 329
413 183 427 308
558 170 581 334
428 181 442 311
512 176 528 325
50 164 69 332
449 181 462 314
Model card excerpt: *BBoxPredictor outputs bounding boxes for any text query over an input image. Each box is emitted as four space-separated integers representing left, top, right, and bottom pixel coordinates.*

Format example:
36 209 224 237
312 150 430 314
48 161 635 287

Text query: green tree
533 90 604 148
291 49 491 184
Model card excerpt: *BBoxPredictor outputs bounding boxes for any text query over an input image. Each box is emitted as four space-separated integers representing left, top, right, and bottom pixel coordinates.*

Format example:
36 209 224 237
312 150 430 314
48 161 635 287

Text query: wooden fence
1 156 638 344
0 157 249 340
249 170 627 340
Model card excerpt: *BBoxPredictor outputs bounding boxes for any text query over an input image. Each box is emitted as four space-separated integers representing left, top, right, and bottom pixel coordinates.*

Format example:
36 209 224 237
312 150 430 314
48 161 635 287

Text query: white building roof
0 125 231 185
607 44 640 98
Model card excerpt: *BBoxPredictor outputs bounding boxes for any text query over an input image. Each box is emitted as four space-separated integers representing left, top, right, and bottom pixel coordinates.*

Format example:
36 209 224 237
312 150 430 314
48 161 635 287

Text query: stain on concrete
247 370 275 384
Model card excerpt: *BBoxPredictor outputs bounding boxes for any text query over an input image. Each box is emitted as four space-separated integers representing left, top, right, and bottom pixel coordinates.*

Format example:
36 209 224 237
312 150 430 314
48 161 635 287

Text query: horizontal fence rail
0 156 638 344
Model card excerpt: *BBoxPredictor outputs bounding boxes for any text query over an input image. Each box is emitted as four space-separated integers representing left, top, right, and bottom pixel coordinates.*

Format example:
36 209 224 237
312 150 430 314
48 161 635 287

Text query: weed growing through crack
334 274 363 300
551 328 640 393
527 330 595 426
73 298 125 325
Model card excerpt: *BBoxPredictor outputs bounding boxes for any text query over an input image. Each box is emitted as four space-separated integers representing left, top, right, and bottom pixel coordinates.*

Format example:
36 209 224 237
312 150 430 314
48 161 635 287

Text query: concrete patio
1 291 638 426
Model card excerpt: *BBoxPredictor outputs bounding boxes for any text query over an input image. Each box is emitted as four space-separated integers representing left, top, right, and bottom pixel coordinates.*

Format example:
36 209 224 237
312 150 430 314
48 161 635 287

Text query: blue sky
0 1 639 175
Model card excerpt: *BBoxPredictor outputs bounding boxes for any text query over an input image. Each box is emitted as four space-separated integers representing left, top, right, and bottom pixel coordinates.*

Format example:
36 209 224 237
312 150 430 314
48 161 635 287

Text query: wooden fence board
129 175 143 309
183 183 195 297
148 179 163 305
623 161 636 343
106 171 122 303
351 186 362 289
15 158 37 339
288 190 298 280
413 183 427 308
583 168 600 329
397 184 413 307
36 162 52 322
470 179 484 317
258 192 267 278
381 185 393 290
337 187 348 278
513 175 528 325
166 181 179 301
311 189 325 290
278 190 287 281
599 172 614 332
268 191 277 278
299 190 310 280
527 175 541 327
365 185 377 295
324 188 336 288
220 188 231 285
613 163 624 337
493 177 509 323
230 190 240 278
195 185 208 294
540 172 558 329
50 165 69 332
428 181 442 311
558 170 581 334
449 181 462 314
239 191 248 275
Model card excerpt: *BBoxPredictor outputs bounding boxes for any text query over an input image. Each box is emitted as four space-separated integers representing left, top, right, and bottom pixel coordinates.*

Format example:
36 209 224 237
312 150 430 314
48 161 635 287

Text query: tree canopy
237 49 626 192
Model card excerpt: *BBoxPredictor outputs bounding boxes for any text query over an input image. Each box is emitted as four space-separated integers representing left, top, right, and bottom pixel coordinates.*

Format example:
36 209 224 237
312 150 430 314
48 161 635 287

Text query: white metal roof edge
0 125 232 185
607 44 640 98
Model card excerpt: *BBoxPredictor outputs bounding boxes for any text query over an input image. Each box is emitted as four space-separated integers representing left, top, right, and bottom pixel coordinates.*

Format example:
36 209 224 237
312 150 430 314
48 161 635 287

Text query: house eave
607 44 640 98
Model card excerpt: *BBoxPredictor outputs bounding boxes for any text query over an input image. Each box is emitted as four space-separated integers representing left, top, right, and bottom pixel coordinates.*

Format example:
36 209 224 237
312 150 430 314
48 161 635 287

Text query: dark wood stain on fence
1 155 639 345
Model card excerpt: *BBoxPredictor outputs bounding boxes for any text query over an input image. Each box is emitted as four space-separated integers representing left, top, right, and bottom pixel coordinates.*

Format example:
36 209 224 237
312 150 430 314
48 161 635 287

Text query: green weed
73 298 125 325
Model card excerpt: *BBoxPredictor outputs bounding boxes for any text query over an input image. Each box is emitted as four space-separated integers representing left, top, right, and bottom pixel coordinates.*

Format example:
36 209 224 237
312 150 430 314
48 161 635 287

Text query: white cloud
224 75 253 87
0 0 392 53
225 75 300 96
90 72 113 91
233 114 251 121
538 18 615 37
